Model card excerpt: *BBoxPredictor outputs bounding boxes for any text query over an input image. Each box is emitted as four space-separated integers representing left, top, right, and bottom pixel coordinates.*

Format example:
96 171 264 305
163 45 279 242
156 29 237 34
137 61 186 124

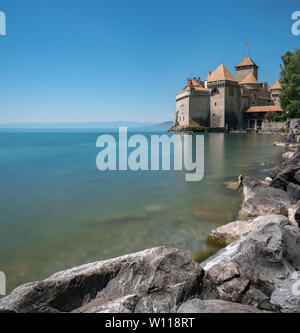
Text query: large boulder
209 215 288 245
270 147 300 179
0 247 218 313
287 182 300 204
270 276 300 313
282 152 295 161
270 165 300 191
201 223 300 312
268 160 300 204
269 147 300 203
177 299 270 313
238 177 290 219
285 119 300 145
269 149 300 180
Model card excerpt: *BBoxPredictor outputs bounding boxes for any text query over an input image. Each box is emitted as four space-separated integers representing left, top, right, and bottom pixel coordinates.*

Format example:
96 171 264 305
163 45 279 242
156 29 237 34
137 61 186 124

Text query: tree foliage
264 111 277 120
280 49 300 118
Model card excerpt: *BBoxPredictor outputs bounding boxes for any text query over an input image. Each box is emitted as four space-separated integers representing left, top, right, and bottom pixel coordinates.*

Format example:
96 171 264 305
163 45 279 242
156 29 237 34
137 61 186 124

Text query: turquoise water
0 130 284 293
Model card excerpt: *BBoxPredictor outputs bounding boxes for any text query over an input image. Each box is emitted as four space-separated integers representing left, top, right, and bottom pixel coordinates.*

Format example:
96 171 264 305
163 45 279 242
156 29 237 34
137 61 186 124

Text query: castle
174 56 283 130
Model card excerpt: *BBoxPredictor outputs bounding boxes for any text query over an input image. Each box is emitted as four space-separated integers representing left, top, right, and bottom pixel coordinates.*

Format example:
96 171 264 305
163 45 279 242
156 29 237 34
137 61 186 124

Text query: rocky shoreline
1 126 300 313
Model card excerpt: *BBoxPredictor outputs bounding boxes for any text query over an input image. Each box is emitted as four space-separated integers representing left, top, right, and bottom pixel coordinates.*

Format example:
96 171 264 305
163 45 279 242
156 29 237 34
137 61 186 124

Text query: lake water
0 130 284 293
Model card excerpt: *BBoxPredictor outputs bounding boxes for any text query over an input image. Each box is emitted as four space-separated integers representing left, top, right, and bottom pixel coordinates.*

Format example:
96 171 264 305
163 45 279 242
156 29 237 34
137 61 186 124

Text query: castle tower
175 78 211 128
270 80 282 106
206 64 241 129
235 57 259 82
239 72 260 105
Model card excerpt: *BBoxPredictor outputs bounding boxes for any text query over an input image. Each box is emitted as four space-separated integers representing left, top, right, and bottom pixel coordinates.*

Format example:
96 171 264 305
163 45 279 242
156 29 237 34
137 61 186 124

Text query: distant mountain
152 121 173 129
143 121 174 129
0 121 157 129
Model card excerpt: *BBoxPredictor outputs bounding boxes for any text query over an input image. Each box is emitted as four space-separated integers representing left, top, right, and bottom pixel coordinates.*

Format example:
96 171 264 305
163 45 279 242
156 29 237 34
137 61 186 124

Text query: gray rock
285 119 300 145
270 274 300 313
269 164 284 179
270 165 300 191
282 152 294 160
274 142 287 148
289 149 300 166
294 206 300 227
287 203 300 227
177 299 271 313
0 247 218 313
238 177 290 219
264 177 273 185
294 170 300 184
201 223 300 312
287 182 300 204
290 119 300 133
209 215 288 245
74 294 141 313
269 150 300 180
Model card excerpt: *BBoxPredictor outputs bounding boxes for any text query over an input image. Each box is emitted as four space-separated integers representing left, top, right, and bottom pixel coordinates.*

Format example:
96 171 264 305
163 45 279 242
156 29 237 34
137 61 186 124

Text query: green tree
280 49 300 118
264 111 276 121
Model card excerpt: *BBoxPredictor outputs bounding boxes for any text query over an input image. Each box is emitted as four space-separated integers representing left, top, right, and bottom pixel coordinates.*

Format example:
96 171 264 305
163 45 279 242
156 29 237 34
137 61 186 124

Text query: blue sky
0 0 299 123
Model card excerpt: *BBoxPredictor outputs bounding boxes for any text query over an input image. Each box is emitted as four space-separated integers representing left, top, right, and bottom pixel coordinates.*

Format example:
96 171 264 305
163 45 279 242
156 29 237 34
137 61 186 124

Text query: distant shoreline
0 121 159 129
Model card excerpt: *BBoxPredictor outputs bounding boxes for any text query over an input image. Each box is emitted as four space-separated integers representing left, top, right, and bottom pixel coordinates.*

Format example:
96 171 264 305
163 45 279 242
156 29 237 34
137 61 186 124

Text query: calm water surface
0 130 285 292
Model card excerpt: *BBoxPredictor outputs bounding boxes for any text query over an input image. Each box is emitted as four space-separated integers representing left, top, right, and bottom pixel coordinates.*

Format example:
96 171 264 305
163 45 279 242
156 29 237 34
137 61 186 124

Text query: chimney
208 71 212 78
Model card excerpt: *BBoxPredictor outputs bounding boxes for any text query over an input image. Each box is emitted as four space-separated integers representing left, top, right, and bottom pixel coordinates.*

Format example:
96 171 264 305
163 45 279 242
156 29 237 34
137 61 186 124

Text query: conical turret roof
271 80 282 90
240 72 259 85
235 56 258 68
206 64 238 83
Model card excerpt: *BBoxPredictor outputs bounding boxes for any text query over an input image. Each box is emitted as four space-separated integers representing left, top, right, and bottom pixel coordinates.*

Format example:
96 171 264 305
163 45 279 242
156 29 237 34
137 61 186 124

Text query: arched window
211 87 220 96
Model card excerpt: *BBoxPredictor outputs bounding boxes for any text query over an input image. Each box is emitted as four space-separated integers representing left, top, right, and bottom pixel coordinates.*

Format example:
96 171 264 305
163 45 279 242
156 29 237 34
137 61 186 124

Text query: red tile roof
235 56 258 68
247 106 283 113
240 72 259 85
206 64 238 83
176 85 210 96
271 80 282 90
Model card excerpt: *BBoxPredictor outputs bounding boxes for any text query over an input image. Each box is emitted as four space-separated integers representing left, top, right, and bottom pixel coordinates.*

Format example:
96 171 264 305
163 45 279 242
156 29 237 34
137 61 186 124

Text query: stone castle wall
189 93 210 127
175 92 190 127
224 83 241 129
210 84 225 128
